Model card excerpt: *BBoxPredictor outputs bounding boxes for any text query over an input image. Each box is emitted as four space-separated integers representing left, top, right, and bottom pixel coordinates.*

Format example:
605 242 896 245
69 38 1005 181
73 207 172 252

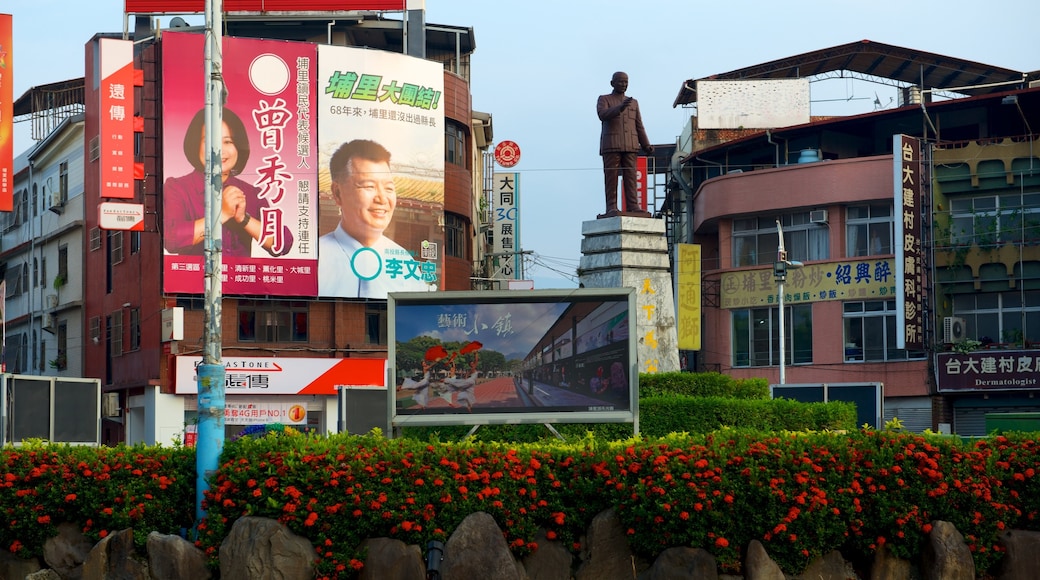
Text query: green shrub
638 372 769 399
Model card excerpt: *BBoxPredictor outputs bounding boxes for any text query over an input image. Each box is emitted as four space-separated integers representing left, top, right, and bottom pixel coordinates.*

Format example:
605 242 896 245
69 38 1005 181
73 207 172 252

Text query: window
444 213 466 259
90 228 102 251
36 331 45 372
445 122 467 168
109 231 124 265
237 300 308 342
366 302 387 345
129 308 141 351
176 297 205 310
846 204 893 257
843 300 924 362
59 161 69 205
90 317 101 344
110 310 123 357
130 230 141 255
948 193 1040 246
732 304 812 367
32 183 38 217
40 257 47 292
58 245 68 286
56 321 68 370
33 258 38 288
732 213 828 267
953 291 1040 346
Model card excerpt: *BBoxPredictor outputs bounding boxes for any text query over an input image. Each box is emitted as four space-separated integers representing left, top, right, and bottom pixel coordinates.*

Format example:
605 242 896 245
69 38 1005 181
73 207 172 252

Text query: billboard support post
196 0 226 529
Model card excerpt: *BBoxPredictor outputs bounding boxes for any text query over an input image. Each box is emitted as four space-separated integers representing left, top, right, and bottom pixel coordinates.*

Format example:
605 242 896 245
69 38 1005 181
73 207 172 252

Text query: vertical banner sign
492 172 520 281
317 45 444 299
636 156 648 212
675 244 702 351
894 134 923 350
161 32 318 297
98 38 135 199
0 14 12 212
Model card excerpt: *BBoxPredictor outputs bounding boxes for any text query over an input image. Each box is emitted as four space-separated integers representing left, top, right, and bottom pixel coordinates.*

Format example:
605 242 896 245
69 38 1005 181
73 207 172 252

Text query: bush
638 371 769 399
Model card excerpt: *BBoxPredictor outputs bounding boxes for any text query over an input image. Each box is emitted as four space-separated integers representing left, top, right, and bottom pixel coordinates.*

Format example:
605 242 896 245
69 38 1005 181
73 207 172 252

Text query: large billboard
0 14 11 212
161 32 318 296
317 45 443 299
388 289 638 429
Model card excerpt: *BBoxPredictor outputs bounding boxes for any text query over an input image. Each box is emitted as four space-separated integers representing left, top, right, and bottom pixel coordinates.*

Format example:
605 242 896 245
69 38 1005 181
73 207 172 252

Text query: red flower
715 537 729 548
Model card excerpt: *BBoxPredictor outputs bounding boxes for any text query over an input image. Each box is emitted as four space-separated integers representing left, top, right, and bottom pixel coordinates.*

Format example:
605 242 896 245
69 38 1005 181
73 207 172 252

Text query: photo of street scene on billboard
388 288 637 428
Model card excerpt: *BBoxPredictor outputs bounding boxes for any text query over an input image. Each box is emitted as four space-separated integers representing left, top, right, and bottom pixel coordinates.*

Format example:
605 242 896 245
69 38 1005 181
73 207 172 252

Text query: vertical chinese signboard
492 172 520 282
161 32 318 296
675 244 701 351
0 14 12 212
894 134 923 350
98 38 135 199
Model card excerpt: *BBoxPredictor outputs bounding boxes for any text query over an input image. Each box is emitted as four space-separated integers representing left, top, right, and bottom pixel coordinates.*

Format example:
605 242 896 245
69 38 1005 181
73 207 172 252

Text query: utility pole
196 0 225 526
774 220 802 385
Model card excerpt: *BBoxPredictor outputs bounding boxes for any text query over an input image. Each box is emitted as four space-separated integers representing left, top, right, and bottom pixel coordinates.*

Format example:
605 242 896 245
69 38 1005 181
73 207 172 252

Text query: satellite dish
169 17 188 28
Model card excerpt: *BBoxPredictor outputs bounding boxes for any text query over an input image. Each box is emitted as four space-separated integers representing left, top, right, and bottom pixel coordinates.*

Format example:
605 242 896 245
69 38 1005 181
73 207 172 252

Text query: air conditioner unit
43 313 56 333
943 317 967 344
48 190 64 215
102 392 121 417
810 209 829 224
46 294 58 309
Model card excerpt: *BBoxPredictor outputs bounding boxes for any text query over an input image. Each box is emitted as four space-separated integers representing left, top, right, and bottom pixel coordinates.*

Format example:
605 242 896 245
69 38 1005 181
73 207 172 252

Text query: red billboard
98 38 136 200
161 31 318 296
389 289 638 429
124 1 405 13
0 14 12 212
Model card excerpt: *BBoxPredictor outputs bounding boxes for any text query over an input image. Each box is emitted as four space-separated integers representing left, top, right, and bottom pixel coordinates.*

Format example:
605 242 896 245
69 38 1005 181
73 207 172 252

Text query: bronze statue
597 71 654 218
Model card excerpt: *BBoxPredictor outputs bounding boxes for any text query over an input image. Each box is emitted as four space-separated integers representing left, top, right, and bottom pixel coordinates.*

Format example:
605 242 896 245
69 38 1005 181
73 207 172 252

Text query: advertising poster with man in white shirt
317 46 444 299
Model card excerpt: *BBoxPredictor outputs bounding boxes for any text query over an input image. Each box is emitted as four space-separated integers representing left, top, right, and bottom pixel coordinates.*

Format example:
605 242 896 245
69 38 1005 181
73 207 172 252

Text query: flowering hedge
193 429 1040 578
2 430 1039 578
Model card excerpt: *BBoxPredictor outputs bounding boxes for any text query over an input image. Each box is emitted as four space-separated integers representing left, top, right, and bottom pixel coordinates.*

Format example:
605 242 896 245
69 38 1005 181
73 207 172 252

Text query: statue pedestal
578 216 680 374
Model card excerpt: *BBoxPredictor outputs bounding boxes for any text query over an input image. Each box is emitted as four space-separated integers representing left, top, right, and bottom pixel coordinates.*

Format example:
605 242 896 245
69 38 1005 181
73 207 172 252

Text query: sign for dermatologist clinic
161 32 318 296
174 356 386 395
317 45 444 299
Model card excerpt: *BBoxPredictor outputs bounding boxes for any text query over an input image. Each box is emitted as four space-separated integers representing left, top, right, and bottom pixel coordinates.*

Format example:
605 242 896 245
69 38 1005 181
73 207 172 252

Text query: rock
25 570 62 580
522 529 575 580
870 543 913 580
218 517 314 580
358 537 425 580
790 549 858 579
575 509 648 580
81 528 149 580
42 522 94 580
0 549 42 580
997 529 1040 580
147 531 212 580
744 540 785 580
645 546 718 580
441 511 523 580
922 520 974 580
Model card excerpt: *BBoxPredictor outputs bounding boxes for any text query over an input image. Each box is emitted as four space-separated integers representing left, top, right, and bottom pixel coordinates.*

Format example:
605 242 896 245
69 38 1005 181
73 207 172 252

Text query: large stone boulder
80 528 149 580
870 543 913 580
997 529 1040 580
0 548 42 579
644 546 717 580
789 549 857 580
218 517 314 580
42 522 94 580
575 509 648 580
922 520 974 580
358 537 425 580
744 540 785 580
441 511 523 580
147 531 212 580
522 529 575 580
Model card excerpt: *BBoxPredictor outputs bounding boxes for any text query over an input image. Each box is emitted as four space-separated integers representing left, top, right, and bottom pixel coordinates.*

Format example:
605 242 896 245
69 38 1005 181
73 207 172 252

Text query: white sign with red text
174 356 386 395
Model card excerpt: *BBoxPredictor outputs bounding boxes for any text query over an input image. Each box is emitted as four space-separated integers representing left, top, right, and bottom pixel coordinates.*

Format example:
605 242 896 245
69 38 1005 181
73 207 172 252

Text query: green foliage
638 371 769 399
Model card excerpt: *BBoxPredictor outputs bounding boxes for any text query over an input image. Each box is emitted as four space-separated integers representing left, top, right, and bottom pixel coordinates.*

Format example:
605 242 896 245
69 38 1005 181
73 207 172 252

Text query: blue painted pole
195 363 225 523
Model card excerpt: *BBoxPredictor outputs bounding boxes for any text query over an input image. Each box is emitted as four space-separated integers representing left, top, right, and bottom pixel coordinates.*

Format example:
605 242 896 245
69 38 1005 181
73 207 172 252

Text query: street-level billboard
161 31 318 296
388 288 638 430
317 44 444 299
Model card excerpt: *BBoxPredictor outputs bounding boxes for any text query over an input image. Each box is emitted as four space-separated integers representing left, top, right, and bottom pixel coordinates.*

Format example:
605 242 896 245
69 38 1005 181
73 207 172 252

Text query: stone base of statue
578 216 680 375
596 209 652 219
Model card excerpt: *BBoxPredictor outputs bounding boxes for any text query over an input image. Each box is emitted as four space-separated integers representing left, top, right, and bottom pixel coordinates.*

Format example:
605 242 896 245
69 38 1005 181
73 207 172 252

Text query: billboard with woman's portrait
161 31 318 296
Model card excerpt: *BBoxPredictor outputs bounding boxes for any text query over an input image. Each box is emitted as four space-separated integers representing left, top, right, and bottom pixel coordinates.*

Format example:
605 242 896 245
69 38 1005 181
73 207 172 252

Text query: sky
6 0 1040 289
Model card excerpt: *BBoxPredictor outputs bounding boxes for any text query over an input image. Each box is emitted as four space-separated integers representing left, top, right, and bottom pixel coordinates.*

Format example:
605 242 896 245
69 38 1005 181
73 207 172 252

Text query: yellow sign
676 244 701 351
720 258 896 309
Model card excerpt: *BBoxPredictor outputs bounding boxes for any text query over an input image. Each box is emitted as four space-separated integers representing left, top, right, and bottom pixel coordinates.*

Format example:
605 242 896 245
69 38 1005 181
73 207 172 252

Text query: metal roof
673 39 1034 107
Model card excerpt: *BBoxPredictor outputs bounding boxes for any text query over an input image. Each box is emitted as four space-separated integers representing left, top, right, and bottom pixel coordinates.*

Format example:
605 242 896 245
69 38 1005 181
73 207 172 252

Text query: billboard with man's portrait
317 45 444 299
161 31 319 296
388 289 638 430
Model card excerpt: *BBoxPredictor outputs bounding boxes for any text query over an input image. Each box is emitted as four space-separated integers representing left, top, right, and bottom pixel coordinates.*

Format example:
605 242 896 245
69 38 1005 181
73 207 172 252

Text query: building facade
662 41 1039 435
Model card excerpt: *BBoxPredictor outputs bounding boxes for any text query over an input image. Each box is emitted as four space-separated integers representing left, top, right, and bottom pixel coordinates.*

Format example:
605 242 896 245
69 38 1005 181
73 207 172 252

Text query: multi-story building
661 40 1038 435
3 112 86 378
4 7 493 445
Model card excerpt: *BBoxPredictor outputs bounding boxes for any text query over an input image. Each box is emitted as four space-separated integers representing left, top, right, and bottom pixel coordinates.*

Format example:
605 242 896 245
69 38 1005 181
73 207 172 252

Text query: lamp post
774 220 803 385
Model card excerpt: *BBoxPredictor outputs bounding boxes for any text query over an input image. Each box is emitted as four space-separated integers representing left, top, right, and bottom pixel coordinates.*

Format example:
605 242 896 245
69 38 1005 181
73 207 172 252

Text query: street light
774 220 803 385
